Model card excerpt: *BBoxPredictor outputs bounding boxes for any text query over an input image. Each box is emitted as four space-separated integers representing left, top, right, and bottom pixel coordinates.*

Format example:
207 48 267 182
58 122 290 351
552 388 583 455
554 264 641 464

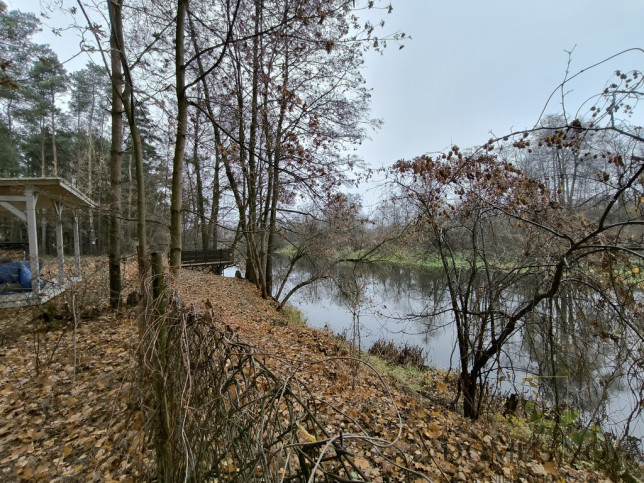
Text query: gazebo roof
0 177 95 212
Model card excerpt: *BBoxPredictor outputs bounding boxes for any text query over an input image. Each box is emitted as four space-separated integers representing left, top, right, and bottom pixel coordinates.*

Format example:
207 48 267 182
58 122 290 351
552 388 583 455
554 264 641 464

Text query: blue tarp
0 261 43 290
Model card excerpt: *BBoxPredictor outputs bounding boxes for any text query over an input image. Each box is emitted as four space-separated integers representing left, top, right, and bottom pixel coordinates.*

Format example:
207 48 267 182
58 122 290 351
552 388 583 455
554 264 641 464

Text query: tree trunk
462 371 479 419
40 117 45 177
127 152 133 248
265 160 278 296
264 32 289 297
169 0 189 276
243 1 263 292
6 100 15 169
112 2 148 278
88 82 96 254
50 89 58 176
108 0 123 309
191 105 209 250
150 252 172 479
210 151 220 250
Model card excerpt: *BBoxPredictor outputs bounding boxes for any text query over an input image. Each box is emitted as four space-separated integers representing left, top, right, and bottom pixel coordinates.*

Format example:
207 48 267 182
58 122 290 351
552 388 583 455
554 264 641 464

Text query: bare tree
392 124 644 421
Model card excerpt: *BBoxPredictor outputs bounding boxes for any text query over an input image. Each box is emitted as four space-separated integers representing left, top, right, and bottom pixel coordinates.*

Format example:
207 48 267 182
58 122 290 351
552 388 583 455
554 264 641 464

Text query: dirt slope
0 265 613 481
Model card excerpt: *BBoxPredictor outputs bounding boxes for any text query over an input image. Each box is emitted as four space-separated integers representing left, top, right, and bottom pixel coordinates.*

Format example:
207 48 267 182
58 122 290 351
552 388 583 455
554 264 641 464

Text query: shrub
368 339 426 370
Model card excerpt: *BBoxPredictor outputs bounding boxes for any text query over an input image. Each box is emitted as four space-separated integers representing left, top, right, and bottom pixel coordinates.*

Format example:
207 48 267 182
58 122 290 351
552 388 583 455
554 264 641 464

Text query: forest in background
0 0 405 304
1 0 643 479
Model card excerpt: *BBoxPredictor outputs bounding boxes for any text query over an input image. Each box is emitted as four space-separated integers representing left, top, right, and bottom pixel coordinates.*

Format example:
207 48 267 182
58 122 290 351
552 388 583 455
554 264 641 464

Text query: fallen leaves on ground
0 258 147 482
0 261 614 481
173 269 613 482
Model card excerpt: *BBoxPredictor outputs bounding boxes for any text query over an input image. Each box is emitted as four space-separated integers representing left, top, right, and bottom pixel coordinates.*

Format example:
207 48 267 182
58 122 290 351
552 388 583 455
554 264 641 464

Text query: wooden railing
180 248 234 274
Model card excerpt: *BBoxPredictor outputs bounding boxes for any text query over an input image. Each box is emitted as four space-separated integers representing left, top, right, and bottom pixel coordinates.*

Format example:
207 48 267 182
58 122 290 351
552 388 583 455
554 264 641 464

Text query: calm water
258 260 643 442
288 265 459 367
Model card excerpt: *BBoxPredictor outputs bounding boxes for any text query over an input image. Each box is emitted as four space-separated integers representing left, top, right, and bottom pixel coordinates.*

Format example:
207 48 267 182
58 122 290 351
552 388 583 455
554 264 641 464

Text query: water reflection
279 258 642 440
286 261 457 366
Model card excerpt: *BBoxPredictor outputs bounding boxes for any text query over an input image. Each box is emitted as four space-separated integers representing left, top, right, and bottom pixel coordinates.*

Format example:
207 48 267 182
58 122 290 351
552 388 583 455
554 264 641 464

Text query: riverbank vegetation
364 340 644 482
3 263 637 480
265 61 644 476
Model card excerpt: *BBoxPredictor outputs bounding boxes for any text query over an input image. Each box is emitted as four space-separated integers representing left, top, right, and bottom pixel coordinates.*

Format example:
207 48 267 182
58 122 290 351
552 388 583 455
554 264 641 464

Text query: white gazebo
0 177 95 308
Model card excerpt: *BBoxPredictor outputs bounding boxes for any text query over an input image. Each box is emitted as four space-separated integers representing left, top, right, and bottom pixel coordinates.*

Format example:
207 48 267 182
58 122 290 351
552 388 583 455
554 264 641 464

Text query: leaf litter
0 259 614 481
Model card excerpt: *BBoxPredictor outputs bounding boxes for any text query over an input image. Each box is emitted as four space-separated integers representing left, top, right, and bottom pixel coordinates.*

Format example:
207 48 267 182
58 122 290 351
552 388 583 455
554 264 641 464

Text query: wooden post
25 189 40 296
150 251 171 477
54 201 65 284
151 252 165 315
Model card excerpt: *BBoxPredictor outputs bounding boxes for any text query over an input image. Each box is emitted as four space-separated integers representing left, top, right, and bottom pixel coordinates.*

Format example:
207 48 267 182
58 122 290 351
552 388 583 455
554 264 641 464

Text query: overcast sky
14 0 644 180
356 0 644 167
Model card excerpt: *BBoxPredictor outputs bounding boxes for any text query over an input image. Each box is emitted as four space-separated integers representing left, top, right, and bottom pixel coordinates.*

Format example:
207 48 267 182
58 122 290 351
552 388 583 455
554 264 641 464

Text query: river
257 260 643 443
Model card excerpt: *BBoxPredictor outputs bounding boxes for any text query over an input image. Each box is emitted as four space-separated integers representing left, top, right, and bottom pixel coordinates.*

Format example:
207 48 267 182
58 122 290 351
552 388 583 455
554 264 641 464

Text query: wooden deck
181 249 235 274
